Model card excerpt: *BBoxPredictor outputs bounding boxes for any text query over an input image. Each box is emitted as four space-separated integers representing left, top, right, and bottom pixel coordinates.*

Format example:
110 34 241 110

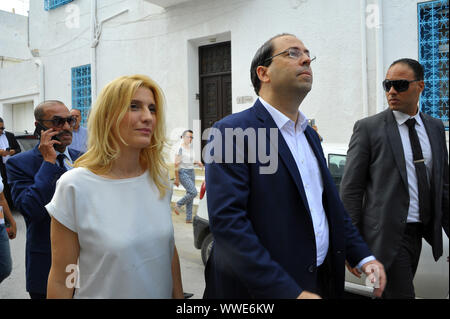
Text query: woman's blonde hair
75 74 169 197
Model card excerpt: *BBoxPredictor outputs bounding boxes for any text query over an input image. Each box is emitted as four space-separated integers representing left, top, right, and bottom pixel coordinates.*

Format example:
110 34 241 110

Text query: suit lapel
385 109 409 191
253 101 311 213
420 113 441 185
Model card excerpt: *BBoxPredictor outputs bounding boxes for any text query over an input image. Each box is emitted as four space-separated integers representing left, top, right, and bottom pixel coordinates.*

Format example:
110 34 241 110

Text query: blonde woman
46 75 183 298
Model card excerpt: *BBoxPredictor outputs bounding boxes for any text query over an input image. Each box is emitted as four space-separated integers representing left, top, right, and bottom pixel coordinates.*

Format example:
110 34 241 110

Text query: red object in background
199 181 206 199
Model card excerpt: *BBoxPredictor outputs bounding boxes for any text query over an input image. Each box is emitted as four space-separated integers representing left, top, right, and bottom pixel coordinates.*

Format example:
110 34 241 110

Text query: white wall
0 10 31 61
0 0 442 146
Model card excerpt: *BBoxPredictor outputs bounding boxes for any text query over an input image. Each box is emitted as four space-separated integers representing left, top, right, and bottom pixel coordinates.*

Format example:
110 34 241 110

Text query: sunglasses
0 127 5 130
39 116 77 128
382 79 420 93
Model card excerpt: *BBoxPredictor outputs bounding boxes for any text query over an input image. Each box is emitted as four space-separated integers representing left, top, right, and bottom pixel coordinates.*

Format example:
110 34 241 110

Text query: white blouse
46 167 174 298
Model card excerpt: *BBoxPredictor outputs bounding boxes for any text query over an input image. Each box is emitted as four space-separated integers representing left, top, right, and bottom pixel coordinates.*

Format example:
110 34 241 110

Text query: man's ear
417 80 425 93
256 65 270 85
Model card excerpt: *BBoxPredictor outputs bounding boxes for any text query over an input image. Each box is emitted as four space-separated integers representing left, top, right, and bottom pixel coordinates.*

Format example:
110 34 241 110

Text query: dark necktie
57 153 67 171
405 118 431 226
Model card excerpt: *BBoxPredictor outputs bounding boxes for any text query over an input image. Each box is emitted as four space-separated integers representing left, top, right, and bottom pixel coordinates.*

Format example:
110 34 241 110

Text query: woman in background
46 74 183 298
174 130 203 223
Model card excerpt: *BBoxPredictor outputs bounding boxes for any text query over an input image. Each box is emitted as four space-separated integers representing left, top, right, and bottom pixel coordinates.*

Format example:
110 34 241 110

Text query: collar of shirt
392 109 424 128
259 97 309 133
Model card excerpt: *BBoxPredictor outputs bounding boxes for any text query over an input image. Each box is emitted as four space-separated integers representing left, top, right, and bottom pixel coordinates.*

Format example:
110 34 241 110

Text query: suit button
336 250 342 254
308 265 315 273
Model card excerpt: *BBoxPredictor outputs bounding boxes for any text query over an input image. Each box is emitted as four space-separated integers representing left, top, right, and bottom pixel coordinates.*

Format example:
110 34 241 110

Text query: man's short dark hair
390 58 424 81
181 129 193 138
0 117 3 123
250 33 295 95
34 100 65 120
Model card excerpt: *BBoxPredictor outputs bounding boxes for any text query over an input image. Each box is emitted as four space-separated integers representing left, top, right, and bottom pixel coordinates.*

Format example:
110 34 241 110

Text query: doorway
199 41 232 151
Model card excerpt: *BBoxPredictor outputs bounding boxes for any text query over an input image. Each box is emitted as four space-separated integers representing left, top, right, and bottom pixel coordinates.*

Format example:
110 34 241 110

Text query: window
328 154 346 193
418 0 449 129
71 64 91 127
44 0 74 11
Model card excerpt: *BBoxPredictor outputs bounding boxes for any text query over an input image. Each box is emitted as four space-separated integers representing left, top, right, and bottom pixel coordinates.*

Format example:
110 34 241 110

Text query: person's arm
174 153 181 187
6 130 67 222
440 122 449 238
171 245 184 299
7 132 22 155
47 217 80 299
340 120 370 231
0 192 16 239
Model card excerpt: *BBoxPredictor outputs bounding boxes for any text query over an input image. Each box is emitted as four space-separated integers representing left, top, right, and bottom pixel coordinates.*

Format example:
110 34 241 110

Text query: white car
193 143 449 298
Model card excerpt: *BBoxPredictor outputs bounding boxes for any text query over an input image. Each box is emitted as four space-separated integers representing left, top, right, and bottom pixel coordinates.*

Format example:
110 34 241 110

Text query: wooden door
199 42 232 152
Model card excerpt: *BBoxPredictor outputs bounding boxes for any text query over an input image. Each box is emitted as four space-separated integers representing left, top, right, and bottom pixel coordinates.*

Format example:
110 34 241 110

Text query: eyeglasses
0 127 5 130
39 116 77 128
264 47 316 64
382 79 420 93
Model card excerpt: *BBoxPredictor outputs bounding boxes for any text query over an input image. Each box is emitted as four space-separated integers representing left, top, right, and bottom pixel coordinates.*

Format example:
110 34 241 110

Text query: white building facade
0 0 448 154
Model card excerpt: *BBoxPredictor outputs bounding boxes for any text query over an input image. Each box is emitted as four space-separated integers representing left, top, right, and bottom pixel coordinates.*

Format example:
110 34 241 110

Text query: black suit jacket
0 131 21 174
340 109 449 270
6 145 82 294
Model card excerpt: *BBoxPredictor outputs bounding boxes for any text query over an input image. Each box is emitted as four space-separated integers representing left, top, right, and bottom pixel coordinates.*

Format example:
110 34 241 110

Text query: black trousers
29 292 46 299
316 254 335 299
382 223 423 299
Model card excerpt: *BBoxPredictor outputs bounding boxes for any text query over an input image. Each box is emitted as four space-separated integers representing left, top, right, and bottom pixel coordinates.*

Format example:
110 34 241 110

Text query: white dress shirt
260 97 374 268
392 110 432 223
0 133 10 164
260 97 329 266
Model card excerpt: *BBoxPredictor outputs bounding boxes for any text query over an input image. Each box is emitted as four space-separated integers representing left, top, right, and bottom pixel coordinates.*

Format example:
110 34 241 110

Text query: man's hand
346 260 362 278
0 149 8 157
361 259 386 298
7 220 17 239
38 128 61 163
297 291 322 299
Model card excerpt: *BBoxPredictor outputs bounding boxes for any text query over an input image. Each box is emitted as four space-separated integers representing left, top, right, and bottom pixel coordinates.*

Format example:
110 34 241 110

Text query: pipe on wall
360 0 369 118
34 58 45 102
90 0 97 104
375 0 385 113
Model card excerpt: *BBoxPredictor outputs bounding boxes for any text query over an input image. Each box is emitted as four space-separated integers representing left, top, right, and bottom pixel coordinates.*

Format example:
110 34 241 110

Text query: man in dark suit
203 33 386 299
0 118 21 210
6 100 82 299
340 58 449 299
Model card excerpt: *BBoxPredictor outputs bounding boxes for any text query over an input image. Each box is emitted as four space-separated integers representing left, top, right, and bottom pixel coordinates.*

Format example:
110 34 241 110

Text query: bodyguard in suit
340 58 449 299
203 33 386 299
0 118 21 210
6 100 81 299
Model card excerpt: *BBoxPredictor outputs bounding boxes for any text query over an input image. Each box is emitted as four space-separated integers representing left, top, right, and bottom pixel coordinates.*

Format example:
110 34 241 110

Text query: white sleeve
45 172 78 233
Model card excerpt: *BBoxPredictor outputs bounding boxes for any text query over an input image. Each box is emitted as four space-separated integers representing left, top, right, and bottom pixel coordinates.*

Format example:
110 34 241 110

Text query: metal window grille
418 0 449 129
71 64 91 127
44 0 74 11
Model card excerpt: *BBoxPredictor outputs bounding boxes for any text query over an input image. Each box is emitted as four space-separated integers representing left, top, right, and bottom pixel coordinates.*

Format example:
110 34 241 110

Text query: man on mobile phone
0 117 21 210
5 100 83 299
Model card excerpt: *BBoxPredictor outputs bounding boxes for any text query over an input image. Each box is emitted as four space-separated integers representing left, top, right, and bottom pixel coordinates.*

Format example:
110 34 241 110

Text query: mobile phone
34 122 60 142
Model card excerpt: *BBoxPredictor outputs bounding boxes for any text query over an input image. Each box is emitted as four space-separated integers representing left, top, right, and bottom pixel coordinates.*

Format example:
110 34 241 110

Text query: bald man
6 100 82 299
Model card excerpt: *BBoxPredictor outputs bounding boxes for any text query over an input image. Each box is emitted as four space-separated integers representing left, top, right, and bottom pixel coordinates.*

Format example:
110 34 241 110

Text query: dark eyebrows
130 99 142 105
